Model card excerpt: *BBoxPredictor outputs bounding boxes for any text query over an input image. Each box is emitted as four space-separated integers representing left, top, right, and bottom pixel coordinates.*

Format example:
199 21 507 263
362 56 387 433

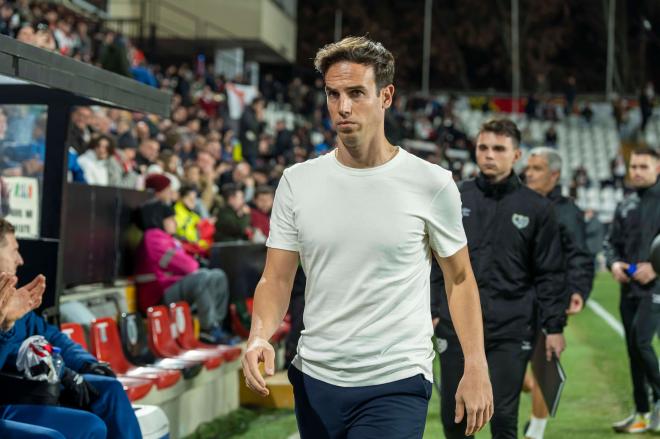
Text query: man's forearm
445 273 486 366
249 275 292 341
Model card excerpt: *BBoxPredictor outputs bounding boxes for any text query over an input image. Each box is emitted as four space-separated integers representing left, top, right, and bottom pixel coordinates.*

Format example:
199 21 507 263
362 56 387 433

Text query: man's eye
350 90 363 97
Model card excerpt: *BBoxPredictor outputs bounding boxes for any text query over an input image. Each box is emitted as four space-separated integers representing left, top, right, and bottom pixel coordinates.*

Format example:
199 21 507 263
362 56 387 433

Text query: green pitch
187 272 658 438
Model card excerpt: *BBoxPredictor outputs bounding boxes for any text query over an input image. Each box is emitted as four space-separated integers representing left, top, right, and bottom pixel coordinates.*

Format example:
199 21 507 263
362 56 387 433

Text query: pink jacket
135 228 199 312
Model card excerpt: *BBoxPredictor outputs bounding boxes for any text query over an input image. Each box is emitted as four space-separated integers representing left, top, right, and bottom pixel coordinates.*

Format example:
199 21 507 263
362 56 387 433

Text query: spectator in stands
640 82 655 132
75 20 92 63
15 22 34 44
135 138 159 174
137 173 176 230
98 31 130 77
174 185 211 251
134 201 237 345
214 183 251 242
77 135 116 186
250 185 274 240
218 161 255 202
564 75 577 116
605 148 660 433
68 107 93 155
33 19 55 51
239 97 266 166
53 18 76 56
0 2 19 37
0 218 141 438
544 125 558 147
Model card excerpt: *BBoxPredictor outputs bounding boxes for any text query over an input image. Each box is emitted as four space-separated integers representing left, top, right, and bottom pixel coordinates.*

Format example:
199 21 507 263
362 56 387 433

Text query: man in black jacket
432 119 567 439
526 146 595 310
522 146 595 439
239 97 266 167
604 147 660 434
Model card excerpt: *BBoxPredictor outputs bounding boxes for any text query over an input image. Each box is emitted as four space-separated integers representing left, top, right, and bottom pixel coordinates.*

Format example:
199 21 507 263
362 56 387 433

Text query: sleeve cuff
265 241 300 252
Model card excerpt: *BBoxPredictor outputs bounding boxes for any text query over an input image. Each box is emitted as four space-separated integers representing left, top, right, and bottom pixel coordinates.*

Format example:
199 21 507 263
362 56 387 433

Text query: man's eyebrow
325 85 368 93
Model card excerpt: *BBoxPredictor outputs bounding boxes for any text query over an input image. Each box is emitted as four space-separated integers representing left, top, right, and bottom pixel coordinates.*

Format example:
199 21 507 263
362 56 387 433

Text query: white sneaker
650 401 660 432
612 413 649 434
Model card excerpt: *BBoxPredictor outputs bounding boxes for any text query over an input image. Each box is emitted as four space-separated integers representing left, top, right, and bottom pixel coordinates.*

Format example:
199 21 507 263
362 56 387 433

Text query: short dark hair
88 134 116 155
478 119 521 148
632 147 659 160
254 185 274 198
0 218 15 247
221 183 243 200
314 36 395 90
179 185 198 198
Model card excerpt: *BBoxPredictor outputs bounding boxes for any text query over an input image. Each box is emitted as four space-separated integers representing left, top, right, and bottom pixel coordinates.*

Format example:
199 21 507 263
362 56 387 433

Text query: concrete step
239 369 294 409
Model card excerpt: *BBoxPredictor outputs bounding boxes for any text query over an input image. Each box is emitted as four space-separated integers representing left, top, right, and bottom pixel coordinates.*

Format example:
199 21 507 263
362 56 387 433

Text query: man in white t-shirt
242 36 493 438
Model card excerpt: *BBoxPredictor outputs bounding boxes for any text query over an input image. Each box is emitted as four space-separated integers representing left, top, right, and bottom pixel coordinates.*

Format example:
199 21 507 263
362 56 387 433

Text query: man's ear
381 84 395 109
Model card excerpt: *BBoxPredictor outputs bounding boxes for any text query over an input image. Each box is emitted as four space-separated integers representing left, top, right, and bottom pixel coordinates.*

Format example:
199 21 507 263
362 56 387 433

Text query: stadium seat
119 312 203 379
146 306 223 370
169 302 242 362
60 322 154 402
61 322 88 348
89 317 181 390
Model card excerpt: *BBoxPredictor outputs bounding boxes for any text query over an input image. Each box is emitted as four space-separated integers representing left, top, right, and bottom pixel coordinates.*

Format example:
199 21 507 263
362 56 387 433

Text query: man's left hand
633 262 657 285
454 359 494 436
81 362 116 378
545 333 566 361
566 293 584 315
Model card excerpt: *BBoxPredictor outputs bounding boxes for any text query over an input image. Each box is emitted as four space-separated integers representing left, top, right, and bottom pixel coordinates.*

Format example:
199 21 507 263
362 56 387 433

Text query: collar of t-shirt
331 146 404 176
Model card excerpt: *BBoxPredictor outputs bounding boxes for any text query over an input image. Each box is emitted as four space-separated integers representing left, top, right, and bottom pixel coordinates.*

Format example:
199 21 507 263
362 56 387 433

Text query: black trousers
620 293 660 413
438 335 532 439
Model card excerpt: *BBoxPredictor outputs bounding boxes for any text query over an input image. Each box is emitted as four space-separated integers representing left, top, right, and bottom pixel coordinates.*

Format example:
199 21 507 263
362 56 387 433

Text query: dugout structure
0 35 171 320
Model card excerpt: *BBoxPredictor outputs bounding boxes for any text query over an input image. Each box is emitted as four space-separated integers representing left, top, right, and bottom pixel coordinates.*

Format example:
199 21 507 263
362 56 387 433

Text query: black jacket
547 186 595 301
432 173 567 341
603 179 660 297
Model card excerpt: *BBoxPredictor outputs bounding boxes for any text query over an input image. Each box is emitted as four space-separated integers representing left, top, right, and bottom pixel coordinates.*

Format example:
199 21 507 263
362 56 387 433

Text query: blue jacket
0 312 97 372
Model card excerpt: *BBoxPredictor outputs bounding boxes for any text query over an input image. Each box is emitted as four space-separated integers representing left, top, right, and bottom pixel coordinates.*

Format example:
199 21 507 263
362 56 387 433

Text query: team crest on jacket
512 213 529 229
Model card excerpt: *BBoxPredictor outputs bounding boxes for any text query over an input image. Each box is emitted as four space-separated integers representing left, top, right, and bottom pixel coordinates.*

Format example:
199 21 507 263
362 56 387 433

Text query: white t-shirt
266 147 467 386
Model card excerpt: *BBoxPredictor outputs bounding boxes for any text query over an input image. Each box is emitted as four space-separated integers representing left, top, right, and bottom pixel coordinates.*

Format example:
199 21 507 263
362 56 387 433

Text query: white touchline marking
587 299 625 338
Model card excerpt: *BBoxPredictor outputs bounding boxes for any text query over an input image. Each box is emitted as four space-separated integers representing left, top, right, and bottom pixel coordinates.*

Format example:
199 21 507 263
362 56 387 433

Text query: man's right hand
242 336 275 397
0 274 45 331
0 273 18 327
611 261 630 283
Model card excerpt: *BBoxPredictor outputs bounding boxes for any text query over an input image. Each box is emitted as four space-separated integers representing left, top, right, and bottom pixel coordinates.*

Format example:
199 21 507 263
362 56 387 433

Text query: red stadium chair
89 317 181 390
60 322 154 402
146 306 223 370
169 302 242 362
61 323 88 348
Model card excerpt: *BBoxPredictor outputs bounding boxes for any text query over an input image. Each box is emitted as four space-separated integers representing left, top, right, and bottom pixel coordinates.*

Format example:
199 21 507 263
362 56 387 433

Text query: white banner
4 177 40 238
226 83 258 120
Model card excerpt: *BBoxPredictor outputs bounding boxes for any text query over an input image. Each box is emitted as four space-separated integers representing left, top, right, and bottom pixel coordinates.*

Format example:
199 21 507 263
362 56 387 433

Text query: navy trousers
0 374 140 439
0 406 107 439
288 365 432 439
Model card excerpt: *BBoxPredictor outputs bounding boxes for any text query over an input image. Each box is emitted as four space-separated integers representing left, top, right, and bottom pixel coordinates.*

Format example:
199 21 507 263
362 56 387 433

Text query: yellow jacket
174 201 209 249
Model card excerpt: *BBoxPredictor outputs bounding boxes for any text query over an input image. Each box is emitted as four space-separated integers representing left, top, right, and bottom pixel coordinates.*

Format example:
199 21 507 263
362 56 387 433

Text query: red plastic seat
90 317 181 390
61 323 88 348
60 322 154 401
169 302 242 362
229 302 291 343
146 306 223 370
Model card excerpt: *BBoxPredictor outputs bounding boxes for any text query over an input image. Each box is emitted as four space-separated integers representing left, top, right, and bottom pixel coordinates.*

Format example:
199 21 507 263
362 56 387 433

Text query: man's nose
338 95 352 116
